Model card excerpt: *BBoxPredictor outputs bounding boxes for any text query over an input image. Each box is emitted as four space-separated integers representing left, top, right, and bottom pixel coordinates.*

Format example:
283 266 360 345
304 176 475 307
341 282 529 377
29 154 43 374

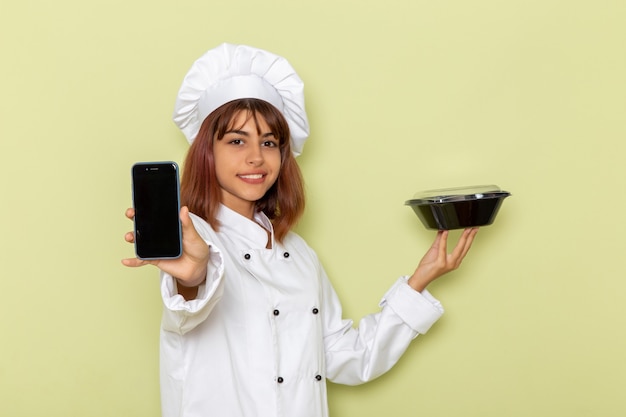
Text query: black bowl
405 185 511 230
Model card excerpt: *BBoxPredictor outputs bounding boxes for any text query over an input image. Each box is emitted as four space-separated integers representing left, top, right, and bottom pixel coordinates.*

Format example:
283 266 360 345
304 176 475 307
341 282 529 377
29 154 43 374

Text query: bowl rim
405 191 511 205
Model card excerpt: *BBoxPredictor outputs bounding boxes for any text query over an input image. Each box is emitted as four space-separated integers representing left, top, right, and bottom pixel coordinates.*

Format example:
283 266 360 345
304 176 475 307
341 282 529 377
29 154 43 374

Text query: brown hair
180 99 305 242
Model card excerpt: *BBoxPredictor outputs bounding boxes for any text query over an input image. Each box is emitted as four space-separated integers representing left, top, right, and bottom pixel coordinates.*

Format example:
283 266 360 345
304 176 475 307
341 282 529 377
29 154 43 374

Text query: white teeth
240 174 263 179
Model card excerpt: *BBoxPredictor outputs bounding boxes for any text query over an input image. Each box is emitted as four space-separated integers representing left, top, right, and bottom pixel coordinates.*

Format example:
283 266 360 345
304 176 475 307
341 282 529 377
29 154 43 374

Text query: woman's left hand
408 228 479 292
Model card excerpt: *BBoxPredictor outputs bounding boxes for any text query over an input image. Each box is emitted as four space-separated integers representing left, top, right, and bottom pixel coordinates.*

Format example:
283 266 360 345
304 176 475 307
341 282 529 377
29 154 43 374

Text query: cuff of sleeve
161 243 224 315
379 276 444 334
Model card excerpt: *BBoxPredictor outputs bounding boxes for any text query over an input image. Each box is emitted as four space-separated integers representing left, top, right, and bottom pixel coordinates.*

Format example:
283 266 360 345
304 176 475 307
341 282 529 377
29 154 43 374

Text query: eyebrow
225 129 275 138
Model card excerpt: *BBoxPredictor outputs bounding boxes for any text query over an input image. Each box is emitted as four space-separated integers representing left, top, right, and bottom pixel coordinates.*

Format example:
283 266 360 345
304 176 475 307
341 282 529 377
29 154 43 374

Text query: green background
2 0 625 416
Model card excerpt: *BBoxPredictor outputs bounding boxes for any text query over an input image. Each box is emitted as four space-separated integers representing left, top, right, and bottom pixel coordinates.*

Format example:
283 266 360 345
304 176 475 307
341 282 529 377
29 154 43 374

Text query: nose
246 143 264 166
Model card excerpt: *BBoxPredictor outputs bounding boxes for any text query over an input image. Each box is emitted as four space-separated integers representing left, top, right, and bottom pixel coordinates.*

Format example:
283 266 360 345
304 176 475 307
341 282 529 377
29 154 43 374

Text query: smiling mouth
238 174 264 179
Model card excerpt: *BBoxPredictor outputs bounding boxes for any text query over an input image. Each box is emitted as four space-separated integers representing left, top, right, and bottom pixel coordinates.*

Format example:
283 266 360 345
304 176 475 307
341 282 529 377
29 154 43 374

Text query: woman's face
213 111 281 219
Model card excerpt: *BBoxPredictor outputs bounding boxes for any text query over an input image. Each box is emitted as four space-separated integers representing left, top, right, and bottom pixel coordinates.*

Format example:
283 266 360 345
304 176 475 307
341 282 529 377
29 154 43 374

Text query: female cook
122 43 478 417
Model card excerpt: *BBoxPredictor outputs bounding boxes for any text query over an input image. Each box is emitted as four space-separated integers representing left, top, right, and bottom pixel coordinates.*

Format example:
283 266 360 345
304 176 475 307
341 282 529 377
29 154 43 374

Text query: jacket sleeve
160 215 225 335
322 272 444 385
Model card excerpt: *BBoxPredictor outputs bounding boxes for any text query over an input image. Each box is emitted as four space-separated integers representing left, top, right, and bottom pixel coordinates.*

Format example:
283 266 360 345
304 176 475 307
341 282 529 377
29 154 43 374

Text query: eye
263 139 279 148
228 138 244 145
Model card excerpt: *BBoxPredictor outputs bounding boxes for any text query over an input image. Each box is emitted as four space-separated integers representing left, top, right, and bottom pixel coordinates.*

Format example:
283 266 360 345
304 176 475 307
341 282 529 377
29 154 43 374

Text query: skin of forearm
175 266 207 300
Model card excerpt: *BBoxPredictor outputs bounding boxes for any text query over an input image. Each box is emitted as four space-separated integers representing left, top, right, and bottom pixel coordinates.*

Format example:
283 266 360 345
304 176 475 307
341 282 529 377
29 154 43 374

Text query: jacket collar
216 204 274 249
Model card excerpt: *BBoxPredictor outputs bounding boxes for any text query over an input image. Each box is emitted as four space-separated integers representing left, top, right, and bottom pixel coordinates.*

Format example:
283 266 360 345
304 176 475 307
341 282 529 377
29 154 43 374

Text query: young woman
122 43 478 417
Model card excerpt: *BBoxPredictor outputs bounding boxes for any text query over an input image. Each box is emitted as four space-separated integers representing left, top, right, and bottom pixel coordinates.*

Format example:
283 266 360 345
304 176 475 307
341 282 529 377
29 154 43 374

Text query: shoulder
282 231 319 260
282 230 308 248
188 212 217 239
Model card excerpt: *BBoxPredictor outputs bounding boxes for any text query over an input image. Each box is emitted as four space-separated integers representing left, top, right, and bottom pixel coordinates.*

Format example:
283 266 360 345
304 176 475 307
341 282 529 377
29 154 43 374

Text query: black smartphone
131 161 182 260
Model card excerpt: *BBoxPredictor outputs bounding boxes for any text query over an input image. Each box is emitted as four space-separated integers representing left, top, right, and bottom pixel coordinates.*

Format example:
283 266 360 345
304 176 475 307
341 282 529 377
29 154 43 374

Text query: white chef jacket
159 204 444 417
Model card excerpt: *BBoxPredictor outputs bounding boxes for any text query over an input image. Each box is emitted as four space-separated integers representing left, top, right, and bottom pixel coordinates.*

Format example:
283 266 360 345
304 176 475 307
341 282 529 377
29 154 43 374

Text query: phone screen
131 162 182 260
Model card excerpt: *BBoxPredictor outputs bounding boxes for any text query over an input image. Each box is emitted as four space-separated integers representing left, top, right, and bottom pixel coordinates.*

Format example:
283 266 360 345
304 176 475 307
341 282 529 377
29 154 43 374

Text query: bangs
216 99 291 151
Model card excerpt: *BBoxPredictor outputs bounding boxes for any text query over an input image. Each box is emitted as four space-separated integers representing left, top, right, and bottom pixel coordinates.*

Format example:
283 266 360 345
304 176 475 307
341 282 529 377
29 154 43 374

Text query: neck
221 199 256 220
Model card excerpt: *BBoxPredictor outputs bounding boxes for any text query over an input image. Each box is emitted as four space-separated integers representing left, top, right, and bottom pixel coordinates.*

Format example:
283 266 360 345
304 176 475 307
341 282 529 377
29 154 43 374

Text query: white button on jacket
159 205 444 417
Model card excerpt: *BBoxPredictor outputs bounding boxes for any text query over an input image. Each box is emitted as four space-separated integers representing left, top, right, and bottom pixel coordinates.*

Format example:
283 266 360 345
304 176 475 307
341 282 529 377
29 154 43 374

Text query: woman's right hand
122 206 209 288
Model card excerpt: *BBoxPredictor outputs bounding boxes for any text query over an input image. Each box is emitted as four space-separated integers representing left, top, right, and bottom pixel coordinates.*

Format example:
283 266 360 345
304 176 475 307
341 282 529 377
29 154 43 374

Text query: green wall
2 0 625 416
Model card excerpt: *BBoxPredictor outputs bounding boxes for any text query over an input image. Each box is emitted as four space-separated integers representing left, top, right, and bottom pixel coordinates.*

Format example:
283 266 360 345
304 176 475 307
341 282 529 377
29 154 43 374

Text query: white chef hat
172 43 310 156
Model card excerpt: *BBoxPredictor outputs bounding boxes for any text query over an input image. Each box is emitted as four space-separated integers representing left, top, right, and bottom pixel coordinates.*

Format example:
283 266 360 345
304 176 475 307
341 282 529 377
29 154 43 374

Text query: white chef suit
159 204 444 417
